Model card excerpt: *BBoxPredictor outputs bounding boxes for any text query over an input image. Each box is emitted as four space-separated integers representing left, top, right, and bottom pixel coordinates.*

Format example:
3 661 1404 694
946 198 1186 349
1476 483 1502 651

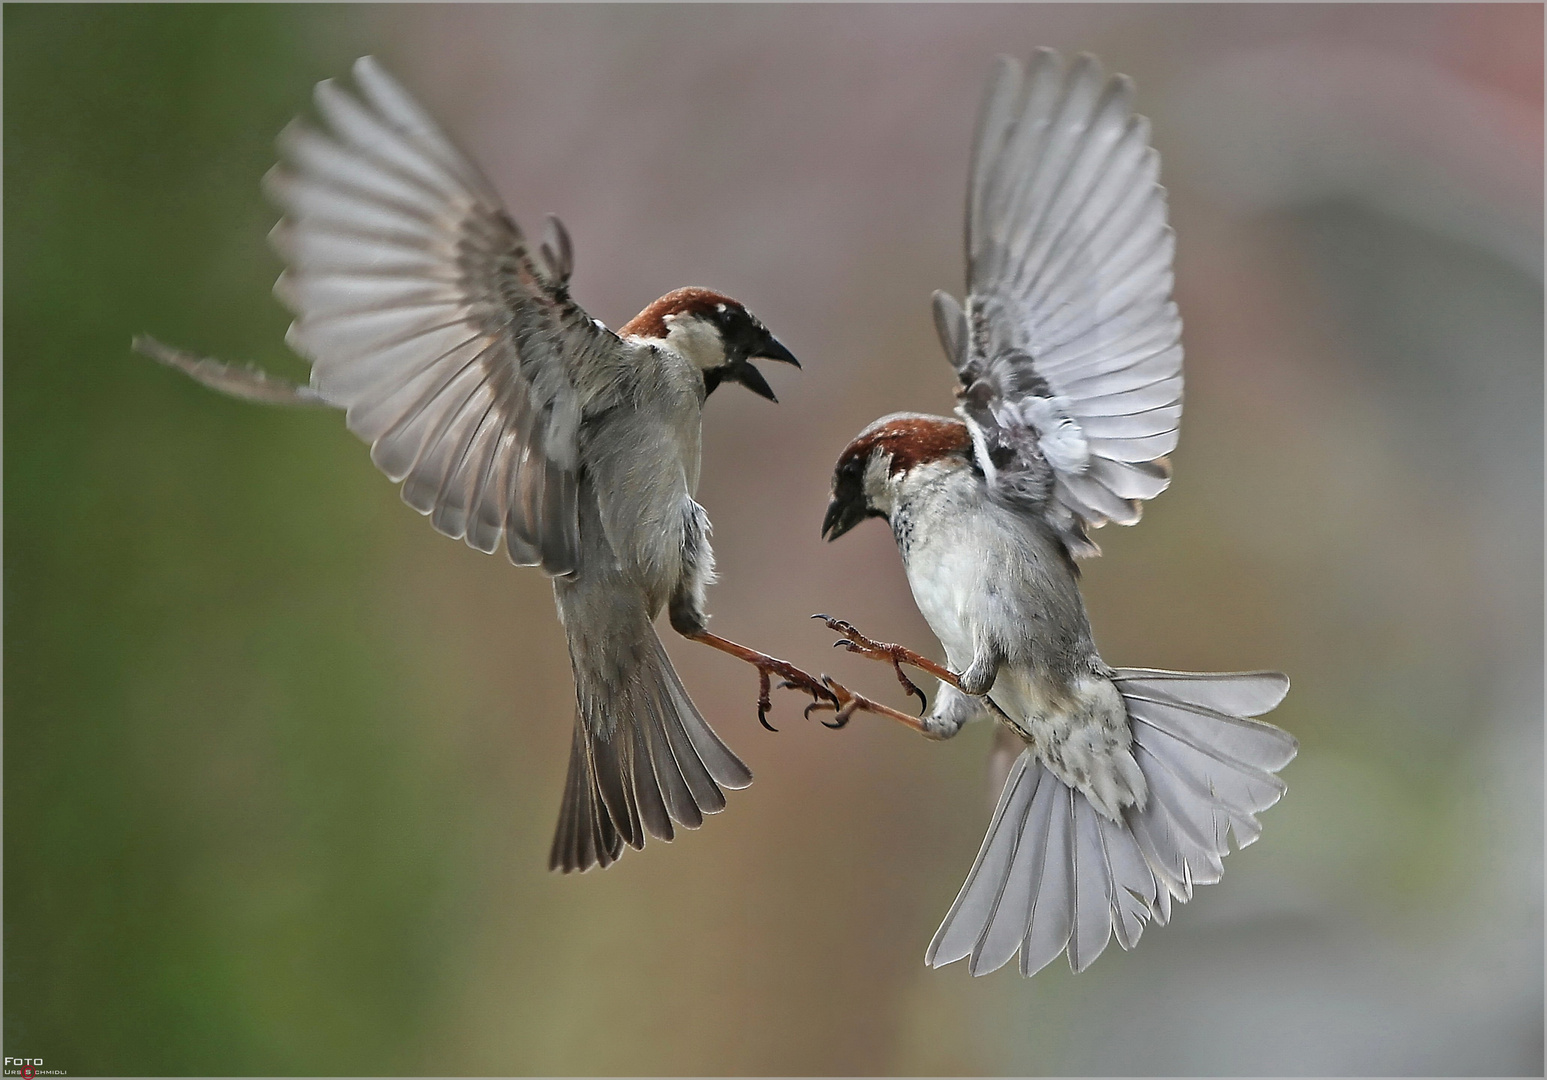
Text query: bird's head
621 287 799 401
822 413 973 540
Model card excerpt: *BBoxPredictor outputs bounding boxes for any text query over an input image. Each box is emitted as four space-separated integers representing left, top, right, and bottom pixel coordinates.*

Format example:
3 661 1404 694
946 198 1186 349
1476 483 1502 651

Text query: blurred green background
5 5 1541 1075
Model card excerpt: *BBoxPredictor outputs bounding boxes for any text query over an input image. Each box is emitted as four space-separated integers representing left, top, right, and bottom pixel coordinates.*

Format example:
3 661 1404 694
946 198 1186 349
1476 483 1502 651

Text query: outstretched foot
685 631 840 731
812 615 962 708
799 676 939 735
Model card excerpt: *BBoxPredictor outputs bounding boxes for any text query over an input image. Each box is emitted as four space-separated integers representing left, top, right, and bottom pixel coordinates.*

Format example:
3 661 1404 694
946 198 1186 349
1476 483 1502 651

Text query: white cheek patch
663 317 727 372
863 451 895 516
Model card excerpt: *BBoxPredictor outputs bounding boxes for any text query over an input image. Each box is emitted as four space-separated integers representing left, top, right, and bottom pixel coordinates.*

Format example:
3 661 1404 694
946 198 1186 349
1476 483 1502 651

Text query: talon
889 659 928 713
687 628 853 726
806 614 963 692
814 677 847 728
824 697 860 730
757 668 778 733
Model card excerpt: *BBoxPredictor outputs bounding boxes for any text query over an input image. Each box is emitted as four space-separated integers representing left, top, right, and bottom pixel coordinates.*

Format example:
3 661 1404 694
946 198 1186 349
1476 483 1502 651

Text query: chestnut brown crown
822 414 972 540
620 287 799 401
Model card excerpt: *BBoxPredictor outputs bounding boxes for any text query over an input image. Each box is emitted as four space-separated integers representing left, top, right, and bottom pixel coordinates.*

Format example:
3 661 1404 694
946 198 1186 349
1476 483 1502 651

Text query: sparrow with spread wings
137 57 838 874
813 50 1296 977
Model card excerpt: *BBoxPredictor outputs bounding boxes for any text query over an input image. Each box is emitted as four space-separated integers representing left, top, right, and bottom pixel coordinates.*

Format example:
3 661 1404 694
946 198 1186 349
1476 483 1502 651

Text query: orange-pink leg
685 629 938 736
812 614 963 711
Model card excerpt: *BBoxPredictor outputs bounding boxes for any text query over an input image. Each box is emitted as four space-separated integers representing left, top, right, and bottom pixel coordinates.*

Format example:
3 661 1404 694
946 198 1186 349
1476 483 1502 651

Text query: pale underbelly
902 543 978 671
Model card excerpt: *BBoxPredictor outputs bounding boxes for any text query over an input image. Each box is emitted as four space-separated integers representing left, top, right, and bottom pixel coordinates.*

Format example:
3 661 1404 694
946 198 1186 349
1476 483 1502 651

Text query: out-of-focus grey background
6 5 1542 1075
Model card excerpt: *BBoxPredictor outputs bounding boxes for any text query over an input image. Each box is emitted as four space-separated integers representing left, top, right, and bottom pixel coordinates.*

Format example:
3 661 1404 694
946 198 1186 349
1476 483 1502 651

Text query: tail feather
926 668 1294 976
627 697 677 840
551 722 623 872
662 648 753 791
925 751 1042 971
974 763 1058 973
1070 795 1114 972
1098 810 1157 951
590 770 623 867
1018 782 1075 976
1112 667 1289 718
1133 744 1227 884
590 728 644 852
549 624 750 873
639 690 704 829
1131 711 1287 821
1119 684 1297 773
657 684 728 817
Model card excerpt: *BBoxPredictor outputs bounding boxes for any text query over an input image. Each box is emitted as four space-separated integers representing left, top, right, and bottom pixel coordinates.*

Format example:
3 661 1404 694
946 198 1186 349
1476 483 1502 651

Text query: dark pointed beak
723 332 798 402
821 491 866 542
751 335 800 369
730 358 779 402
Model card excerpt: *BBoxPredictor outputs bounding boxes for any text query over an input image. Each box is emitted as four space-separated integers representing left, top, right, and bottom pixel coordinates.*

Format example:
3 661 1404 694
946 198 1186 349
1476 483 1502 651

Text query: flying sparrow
137 57 834 874
817 50 1296 976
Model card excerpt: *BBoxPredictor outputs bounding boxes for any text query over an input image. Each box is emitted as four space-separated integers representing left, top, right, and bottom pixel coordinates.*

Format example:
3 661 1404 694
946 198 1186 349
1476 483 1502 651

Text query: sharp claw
889 658 927 713
824 698 860 730
810 613 830 621
758 669 778 733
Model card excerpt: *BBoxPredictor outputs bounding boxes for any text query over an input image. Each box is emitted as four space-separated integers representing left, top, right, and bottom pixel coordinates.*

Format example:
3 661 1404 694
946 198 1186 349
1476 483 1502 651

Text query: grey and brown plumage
820 50 1295 976
138 57 806 873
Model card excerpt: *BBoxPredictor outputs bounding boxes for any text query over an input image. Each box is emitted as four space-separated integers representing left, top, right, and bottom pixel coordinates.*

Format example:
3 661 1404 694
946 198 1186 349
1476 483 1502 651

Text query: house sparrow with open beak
136 56 830 874
817 50 1295 976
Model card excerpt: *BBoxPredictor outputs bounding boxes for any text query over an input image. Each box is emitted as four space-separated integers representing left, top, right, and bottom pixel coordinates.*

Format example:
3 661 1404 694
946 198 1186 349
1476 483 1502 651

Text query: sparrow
816 50 1296 976
135 56 830 874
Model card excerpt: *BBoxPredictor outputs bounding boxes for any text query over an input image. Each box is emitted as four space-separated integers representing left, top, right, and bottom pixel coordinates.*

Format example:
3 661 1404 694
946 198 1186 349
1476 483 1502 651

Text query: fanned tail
926 669 1293 976
549 622 751 873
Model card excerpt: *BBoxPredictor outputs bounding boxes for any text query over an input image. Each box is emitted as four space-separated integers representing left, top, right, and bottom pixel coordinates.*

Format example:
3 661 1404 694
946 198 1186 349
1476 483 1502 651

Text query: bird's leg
812 614 962 710
682 629 945 738
683 630 840 732
670 505 838 731
799 675 941 736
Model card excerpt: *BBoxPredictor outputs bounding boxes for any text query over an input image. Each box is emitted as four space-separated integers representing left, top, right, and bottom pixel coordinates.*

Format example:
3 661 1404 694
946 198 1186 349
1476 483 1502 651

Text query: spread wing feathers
132 336 331 407
928 670 1292 977
267 56 628 576
944 49 1183 557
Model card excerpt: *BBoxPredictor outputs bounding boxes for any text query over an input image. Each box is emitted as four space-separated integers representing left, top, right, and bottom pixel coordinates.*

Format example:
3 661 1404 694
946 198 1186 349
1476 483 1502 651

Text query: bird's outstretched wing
936 50 1182 558
267 56 630 576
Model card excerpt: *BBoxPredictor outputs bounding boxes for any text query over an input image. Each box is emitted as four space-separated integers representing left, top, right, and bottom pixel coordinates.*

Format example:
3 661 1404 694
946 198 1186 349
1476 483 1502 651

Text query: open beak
821 490 866 541
728 334 800 402
729 358 779 401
